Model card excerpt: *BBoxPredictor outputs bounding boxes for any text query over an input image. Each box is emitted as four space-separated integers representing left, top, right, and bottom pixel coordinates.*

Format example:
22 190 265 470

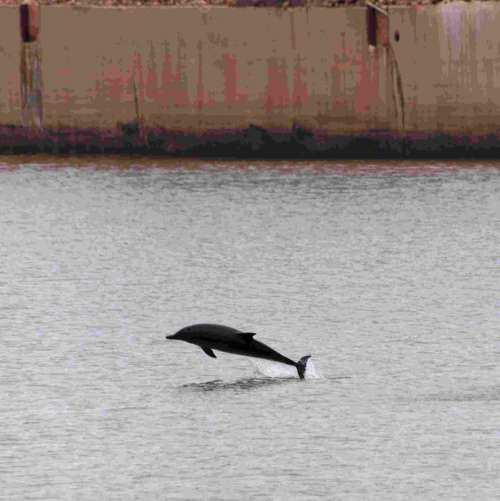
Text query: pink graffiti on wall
265 59 289 112
102 64 125 101
330 33 379 114
159 53 189 108
331 34 359 72
92 50 307 113
223 53 248 106
292 60 308 109
129 53 145 102
101 52 189 108
354 56 379 114
331 35 357 111
194 53 213 109
98 51 198 109
145 61 159 102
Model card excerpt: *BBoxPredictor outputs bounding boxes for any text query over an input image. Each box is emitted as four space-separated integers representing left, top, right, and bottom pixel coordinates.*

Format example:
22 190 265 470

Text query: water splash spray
250 358 321 379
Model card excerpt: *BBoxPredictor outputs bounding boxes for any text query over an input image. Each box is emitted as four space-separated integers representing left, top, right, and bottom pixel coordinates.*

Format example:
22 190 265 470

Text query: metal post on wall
20 0 43 128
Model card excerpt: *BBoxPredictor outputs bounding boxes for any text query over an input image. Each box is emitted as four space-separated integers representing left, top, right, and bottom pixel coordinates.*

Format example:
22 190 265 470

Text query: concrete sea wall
1 2 500 157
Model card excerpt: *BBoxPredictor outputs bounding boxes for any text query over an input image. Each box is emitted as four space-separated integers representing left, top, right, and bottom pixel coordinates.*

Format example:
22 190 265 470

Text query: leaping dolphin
166 324 311 379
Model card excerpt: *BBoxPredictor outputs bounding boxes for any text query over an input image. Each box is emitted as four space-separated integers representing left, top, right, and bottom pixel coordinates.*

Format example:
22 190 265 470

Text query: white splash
303 358 321 379
250 358 321 379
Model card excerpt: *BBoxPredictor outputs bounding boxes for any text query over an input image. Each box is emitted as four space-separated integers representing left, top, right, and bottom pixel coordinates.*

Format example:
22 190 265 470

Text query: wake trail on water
250 358 321 379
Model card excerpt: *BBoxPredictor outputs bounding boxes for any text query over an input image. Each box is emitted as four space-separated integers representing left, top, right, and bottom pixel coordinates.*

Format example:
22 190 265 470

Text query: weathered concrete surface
1 3 500 157
34 6 388 131
0 7 22 125
390 2 500 134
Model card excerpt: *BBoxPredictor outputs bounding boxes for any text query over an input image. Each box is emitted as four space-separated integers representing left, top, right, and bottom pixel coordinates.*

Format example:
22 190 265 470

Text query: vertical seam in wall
387 9 405 131
133 78 140 124
390 45 405 130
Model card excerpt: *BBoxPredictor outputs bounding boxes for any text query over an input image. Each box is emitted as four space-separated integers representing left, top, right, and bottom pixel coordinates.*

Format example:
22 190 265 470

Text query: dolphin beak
166 334 176 339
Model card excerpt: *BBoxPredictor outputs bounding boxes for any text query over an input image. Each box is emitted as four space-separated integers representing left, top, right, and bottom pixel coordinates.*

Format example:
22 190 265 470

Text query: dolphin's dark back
179 324 243 341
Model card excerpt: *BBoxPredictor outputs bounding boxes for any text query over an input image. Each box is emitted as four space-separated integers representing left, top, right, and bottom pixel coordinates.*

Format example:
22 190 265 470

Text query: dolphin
166 324 311 379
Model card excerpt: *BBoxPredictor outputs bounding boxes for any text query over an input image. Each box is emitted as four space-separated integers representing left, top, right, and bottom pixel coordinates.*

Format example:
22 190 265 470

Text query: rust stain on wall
265 58 290 112
292 59 308 109
160 52 189 108
145 46 159 103
223 52 248 106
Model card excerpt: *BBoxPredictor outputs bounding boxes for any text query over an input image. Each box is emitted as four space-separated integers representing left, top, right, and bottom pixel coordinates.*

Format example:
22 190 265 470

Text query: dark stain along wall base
2 124 500 159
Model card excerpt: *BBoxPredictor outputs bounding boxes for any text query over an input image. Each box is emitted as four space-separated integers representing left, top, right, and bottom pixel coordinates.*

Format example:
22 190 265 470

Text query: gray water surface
0 157 499 500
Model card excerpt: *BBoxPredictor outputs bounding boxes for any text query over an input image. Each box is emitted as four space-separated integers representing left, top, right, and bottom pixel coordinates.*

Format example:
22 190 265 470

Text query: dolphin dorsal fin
238 332 256 342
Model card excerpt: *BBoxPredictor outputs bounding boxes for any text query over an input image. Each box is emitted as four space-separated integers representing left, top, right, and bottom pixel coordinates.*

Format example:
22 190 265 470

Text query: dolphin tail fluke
296 355 311 379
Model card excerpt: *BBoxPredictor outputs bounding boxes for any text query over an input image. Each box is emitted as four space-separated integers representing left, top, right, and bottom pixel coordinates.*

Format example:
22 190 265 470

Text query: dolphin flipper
202 347 217 358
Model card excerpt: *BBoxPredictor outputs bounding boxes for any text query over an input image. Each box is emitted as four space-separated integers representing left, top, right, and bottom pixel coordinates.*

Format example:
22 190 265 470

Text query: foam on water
251 358 321 379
